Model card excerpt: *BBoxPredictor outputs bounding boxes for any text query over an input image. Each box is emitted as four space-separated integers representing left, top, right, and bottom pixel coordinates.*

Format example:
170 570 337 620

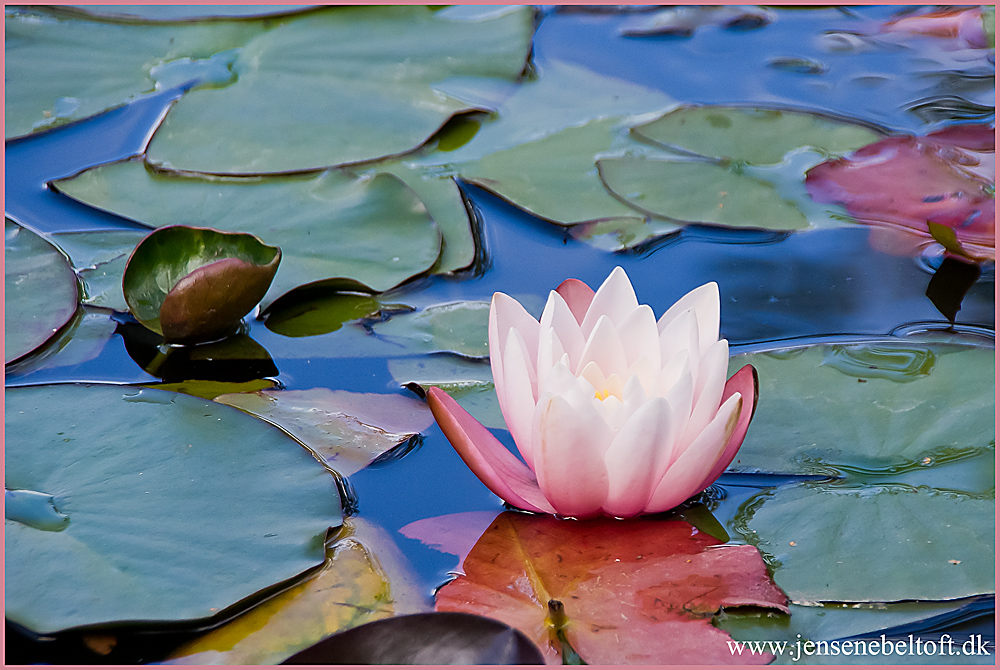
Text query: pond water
5 5 995 664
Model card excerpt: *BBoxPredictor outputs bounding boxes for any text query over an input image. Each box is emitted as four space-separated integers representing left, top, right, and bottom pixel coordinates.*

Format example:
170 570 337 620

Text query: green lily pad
632 106 883 165
50 229 147 312
5 308 117 378
598 156 809 230
58 5 315 21
5 383 342 634
726 341 996 475
5 219 80 364
388 356 505 430
145 5 536 173
213 388 434 477
264 290 382 338
373 301 490 359
734 483 994 603
5 6 263 138
165 518 425 665
54 161 443 308
122 225 281 343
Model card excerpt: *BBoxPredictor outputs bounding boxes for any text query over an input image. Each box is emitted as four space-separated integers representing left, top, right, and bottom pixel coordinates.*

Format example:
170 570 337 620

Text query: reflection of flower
428 267 757 518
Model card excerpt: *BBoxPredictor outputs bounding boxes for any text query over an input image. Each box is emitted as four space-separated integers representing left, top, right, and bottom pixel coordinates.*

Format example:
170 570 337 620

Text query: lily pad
632 106 883 165
373 301 490 359
59 5 315 21
435 513 788 664
123 225 281 343
5 308 117 378
166 518 425 665
598 156 810 230
146 378 277 401
213 389 434 477
388 356 505 430
54 161 443 308
264 290 383 338
5 6 263 138
5 219 80 364
726 341 995 475
50 229 147 312
735 483 995 603
5 383 342 634
145 5 536 173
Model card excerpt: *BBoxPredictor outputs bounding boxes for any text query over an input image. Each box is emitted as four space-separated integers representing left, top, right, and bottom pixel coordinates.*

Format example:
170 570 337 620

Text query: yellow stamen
595 388 611 401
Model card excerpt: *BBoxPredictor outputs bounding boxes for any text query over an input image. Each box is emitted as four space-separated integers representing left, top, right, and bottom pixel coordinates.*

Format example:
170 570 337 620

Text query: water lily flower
427 267 757 519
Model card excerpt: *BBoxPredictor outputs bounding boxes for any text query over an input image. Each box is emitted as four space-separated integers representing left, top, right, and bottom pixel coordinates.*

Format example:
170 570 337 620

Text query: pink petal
533 394 611 518
538 290 586 379
694 364 758 492
617 304 661 369
580 266 639 336
555 277 595 325
577 315 629 378
656 282 720 355
427 387 554 515
643 392 743 514
501 328 539 469
679 339 729 450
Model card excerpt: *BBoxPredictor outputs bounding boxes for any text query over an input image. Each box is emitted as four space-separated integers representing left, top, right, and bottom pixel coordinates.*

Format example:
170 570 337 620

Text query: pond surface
5 5 995 664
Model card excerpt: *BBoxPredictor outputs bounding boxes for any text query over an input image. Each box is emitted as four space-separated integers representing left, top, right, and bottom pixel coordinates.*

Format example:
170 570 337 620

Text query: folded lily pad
5 383 342 634
5 6 263 138
735 483 994 603
54 161 443 308
146 5 536 173
632 106 883 165
373 301 490 359
726 341 995 475
123 225 281 343
166 518 425 665
5 308 117 378
50 229 148 312
213 389 434 476
5 219 80 364
598 156 809 230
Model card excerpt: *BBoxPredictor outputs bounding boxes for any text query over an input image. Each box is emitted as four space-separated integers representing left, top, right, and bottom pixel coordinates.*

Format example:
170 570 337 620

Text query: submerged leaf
5 384 341 634
122 225 280 343
5 219 80 364
166 518 425 665
55 161 443 308
388 356 505 430
373 301 490 359
264 290 382 338
435 513 787 664
213 388 433 476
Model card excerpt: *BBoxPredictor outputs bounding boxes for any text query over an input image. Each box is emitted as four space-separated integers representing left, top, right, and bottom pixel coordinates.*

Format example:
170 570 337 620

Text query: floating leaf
805 133 995 259
55 162 443 308
5 219 79 364
5 383 342 634
5 7 263 138
435 513 788 664
599 156 809 230
214 388 433 476
57 5 315 21
145 378 276 401
264 290 382 338
282 611 546 665
166 518 425 665
5 308 117 378
373 301 490 359
726 341 995 476
388 356 505 430
123 225 281 343
735 483 994 603
49 229 147 312
145 6 535 173
632 106 883 165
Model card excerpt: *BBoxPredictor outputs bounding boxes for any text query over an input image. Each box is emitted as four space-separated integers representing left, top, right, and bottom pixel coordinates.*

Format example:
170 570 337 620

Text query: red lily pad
805 129 995 260
434 513 788 665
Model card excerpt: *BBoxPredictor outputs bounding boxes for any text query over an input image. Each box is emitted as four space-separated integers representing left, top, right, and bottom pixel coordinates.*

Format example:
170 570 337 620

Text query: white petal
533 394 612 518
578 360 606 394
499 327 538 469
657 282 720 355
658 308 699 377
490 292 540 420
643 392 742 514
601 397 679 517
617 304 661 370
539 290 586 372
535 326 566 395
580 266 639 337
577 315 629 378
680 339 729 451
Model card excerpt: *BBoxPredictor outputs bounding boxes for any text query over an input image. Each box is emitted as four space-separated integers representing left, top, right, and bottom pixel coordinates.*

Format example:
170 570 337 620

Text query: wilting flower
427 267 757 519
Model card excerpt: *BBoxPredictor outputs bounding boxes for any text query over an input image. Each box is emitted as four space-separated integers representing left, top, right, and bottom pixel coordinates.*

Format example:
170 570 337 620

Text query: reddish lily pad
435 513 788 664
213 389 433 476
805 130 995 260
122 225 281 343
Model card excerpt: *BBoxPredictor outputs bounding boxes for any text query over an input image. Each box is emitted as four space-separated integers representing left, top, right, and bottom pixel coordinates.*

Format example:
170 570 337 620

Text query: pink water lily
427 267 757 519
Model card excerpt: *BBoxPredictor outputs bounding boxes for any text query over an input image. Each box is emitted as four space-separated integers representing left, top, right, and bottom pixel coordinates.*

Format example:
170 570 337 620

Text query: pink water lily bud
427 267 758 519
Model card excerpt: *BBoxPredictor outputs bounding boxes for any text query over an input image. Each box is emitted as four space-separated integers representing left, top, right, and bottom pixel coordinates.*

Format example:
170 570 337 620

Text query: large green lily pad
598 156 809 230
50 229 148 312
5 220 80 364
632 106 883 165
145 5 535 173
373 301 490 359
727 341 996 475
5 384 342 634
5 6 263 138
735 483 994 603
54 161 442 309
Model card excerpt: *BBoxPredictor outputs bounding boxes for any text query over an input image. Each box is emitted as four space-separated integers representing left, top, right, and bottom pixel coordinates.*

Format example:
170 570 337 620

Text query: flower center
594 387 621 401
